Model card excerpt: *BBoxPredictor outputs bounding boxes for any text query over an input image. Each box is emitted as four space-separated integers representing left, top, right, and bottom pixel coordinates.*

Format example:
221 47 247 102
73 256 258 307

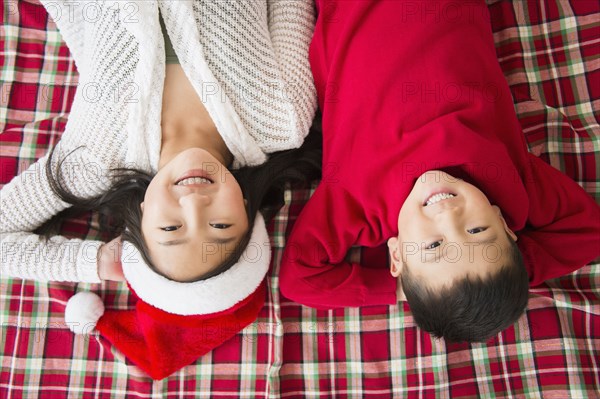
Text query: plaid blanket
1 1 598 398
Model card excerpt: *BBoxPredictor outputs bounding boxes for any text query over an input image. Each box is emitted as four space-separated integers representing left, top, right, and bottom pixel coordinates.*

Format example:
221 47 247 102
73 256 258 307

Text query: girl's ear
140 202 144 213
387 237 403 277
493 205 518 242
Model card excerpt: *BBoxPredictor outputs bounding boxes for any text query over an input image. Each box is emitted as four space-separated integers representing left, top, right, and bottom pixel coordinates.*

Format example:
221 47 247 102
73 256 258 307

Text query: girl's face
140 148 249 281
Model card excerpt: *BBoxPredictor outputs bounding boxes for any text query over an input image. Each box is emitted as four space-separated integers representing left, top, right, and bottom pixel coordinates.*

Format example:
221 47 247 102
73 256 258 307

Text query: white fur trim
65 292 105 334
121 213 270 315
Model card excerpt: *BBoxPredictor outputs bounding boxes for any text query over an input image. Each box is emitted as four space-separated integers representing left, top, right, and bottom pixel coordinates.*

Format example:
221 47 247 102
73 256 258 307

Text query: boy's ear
493 205 517 242
387 237 403 277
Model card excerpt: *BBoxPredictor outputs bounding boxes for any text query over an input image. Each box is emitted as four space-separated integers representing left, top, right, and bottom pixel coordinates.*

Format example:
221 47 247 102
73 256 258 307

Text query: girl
1 0 318 284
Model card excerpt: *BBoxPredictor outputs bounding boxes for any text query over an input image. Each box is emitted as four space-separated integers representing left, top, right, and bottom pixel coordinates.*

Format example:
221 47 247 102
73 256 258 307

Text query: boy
279 0 600 342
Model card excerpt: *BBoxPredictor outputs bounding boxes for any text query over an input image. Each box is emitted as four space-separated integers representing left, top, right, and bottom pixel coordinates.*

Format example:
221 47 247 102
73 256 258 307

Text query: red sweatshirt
279 0 600 309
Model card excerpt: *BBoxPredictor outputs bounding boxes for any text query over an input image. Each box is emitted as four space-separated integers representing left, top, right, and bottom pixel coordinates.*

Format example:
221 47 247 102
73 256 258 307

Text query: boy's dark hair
38 114 322 281
402 237 529 343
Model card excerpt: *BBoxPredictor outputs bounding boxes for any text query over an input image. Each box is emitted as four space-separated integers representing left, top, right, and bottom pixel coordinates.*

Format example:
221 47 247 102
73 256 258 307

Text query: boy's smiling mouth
423 192 456 206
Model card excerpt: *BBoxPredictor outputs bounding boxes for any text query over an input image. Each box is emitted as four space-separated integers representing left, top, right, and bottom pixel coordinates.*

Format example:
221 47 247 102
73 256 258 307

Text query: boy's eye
160 225 181 232
210 223 231 229
467 227 487 234
425 240 442 250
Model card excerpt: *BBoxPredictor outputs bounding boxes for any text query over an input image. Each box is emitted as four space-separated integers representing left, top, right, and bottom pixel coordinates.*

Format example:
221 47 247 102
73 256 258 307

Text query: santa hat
65 214 271 380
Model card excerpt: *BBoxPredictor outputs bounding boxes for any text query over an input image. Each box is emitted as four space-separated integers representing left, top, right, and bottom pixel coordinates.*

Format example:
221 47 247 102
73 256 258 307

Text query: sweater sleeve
517 154 600 286
266 0 318 149
1 151 105 283
279 185 398 309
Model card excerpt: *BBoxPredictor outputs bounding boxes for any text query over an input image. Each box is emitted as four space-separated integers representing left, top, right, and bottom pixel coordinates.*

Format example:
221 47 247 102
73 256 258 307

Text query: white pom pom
65 292 105 334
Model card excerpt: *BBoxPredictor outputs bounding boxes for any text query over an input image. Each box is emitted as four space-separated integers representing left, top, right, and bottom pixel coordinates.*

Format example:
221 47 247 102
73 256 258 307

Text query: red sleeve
279 184 398 309
517 154 600 287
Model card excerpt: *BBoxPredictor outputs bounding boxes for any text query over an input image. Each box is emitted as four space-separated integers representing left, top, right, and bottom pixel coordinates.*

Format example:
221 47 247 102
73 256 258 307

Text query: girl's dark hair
37 114 322 281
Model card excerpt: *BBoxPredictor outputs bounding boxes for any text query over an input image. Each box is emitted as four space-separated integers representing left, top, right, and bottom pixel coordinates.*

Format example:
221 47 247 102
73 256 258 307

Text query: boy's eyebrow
477 233 499 246
423 252 443 264
421 233 499 264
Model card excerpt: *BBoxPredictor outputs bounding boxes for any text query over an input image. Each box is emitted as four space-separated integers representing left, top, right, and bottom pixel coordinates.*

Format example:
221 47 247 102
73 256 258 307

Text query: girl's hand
97 236 125 281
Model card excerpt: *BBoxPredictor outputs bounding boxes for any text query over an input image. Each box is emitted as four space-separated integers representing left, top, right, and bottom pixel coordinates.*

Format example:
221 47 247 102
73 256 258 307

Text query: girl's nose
180 192 211 207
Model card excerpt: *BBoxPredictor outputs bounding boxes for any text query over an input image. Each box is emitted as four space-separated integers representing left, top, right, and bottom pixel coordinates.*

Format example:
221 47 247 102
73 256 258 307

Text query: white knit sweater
0 0 316 283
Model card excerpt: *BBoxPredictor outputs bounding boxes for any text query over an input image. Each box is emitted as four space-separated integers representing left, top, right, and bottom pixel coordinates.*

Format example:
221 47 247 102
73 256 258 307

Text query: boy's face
388 171 517 292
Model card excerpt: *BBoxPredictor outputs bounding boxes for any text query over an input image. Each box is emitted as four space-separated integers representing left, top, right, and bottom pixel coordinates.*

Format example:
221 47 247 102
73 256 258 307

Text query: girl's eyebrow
157 236 236 246
158 238 189 246
212 236 237 245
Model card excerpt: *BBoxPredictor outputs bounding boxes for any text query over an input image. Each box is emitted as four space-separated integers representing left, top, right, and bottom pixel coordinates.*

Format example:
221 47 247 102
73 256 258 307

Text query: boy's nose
433 202 462 216
434 205 464 227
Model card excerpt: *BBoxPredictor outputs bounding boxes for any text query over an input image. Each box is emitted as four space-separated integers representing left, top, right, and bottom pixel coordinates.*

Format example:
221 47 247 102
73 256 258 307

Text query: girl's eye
425 240 442 250
467 227 488 234
160 226 180 232
210 223 231 229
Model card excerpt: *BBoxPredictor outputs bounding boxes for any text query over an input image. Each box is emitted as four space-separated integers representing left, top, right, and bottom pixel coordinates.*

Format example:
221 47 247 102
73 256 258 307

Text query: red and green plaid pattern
1 1 599 398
